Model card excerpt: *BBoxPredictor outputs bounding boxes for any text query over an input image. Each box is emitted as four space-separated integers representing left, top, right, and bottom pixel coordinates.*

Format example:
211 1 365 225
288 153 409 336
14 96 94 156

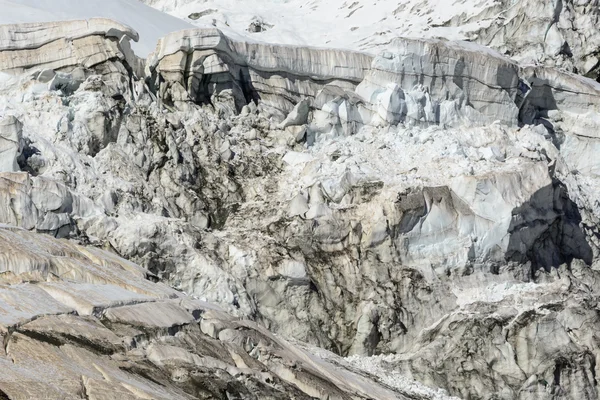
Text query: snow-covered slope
0 0 193 56
141 0 600 79
141 0 497 53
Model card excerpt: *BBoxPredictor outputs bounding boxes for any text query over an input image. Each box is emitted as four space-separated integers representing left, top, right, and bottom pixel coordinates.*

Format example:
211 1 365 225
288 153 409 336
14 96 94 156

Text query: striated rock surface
2 12 600 400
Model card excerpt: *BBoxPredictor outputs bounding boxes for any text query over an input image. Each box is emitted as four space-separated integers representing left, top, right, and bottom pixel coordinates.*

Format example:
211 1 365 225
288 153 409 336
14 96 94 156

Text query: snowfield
140 0 499 53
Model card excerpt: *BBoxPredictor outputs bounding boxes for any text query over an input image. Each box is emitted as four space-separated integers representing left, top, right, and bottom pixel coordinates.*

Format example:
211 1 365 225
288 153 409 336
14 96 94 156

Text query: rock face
2 13 600 400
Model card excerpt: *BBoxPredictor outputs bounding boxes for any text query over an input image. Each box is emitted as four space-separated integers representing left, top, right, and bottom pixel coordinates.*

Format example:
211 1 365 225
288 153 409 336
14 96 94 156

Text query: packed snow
293 340 460 399
140 0 498 53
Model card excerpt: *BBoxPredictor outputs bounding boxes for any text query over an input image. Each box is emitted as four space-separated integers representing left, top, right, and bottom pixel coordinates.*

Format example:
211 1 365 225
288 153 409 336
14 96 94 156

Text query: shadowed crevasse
506 179 593 271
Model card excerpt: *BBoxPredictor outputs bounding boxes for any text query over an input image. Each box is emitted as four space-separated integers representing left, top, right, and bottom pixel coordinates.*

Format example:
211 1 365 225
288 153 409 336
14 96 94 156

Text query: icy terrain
0 0 192 55
141 0 499 51
142 0 600 79
0 0 599 399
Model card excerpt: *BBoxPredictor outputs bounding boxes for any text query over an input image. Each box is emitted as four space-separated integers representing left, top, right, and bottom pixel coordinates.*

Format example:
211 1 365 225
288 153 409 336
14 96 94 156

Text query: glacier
0 0 598 399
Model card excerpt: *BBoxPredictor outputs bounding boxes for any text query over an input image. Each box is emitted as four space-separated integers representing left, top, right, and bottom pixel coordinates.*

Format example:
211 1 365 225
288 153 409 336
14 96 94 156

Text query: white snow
453 281 540 307
0 0 193 56
0 0 501 57
141 0 498 54
279 122 549 204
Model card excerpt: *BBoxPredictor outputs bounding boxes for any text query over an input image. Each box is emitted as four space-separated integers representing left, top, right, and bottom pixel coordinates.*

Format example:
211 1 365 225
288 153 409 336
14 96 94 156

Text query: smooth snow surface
0 0 193 56
141 0 498 53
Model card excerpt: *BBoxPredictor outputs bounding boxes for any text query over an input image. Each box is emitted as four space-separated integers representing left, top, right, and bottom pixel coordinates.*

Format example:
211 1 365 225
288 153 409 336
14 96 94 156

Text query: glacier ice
0 2 598 398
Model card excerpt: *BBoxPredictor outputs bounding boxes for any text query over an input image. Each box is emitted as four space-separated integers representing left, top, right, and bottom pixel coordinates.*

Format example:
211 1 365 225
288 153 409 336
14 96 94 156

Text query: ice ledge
2 19 599 131
0 18 141 77
147 27 373 83
0 17 139 51
148 28 522 126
